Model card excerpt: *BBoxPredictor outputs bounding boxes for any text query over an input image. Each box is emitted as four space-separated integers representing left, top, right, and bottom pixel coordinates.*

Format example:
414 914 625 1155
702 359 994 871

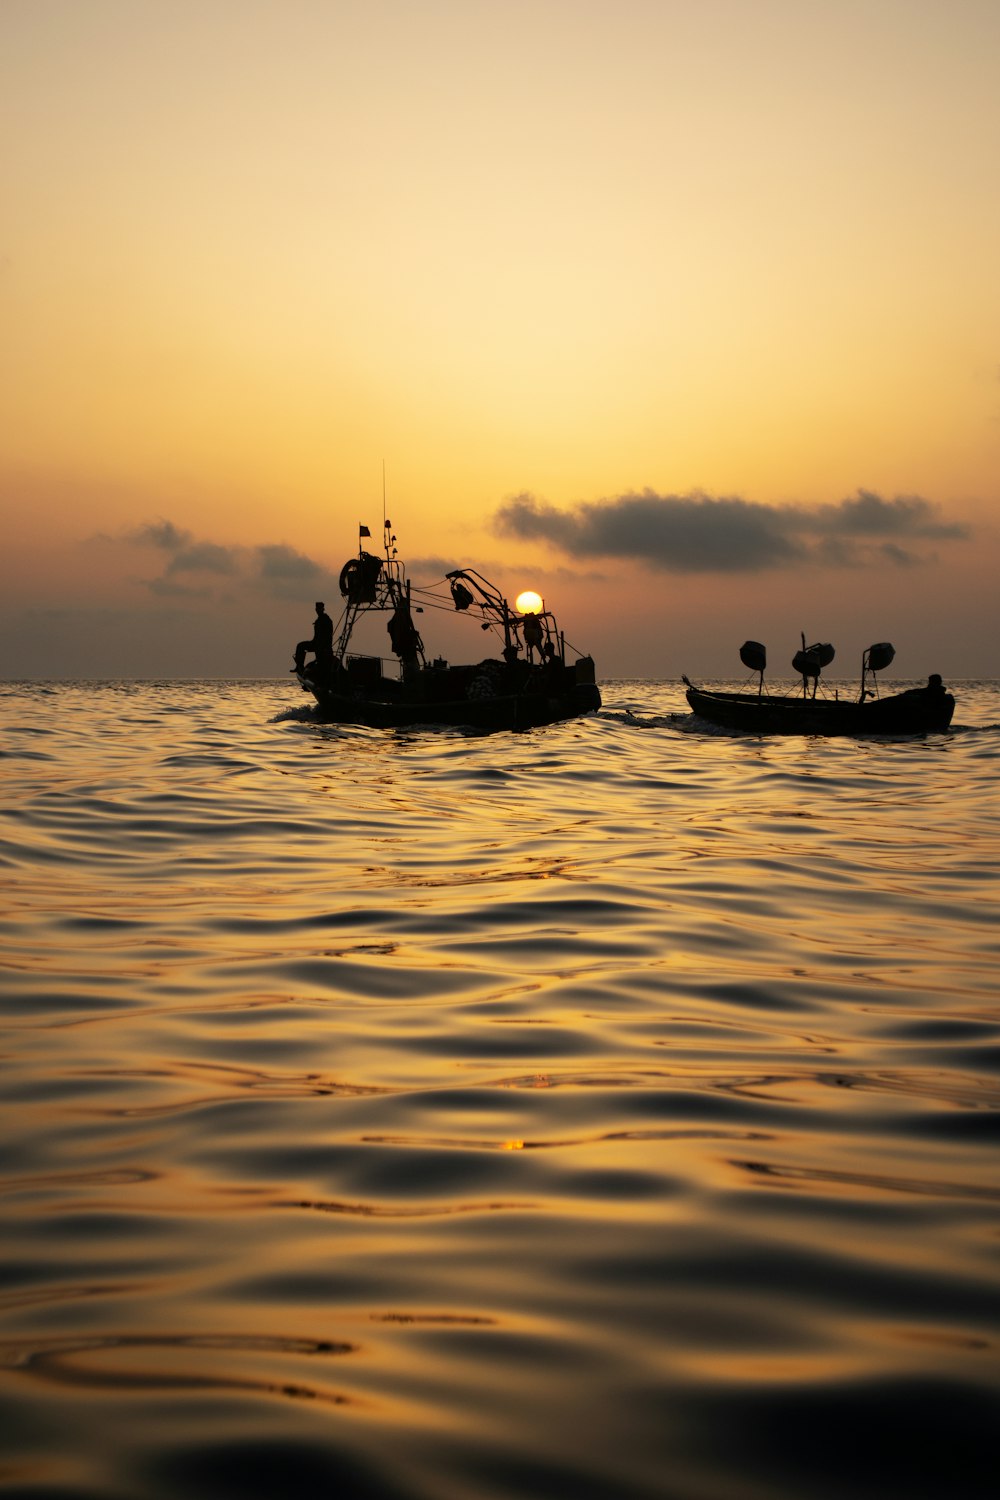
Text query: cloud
164 541 238 576
494 491 803 571
256 544 322 582
113 520 334 599
147 575 216 598
493 488 970 573
809 490 968 540
878 542 921 566
407 554 466 580
408 553 609 588
119 518 235 592
128 519 192 552
254 543 341 603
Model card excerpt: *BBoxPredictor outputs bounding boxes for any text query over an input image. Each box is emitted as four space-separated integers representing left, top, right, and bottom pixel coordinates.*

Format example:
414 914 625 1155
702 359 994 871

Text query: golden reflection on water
1 681 999 1499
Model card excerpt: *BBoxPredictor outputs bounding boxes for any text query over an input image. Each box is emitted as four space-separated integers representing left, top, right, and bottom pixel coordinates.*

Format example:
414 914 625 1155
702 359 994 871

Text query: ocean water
1 678 998 1500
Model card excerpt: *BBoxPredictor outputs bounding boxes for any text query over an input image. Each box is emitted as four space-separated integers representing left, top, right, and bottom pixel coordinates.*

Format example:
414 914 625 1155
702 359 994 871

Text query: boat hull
298 659 601 731
685 683 955 736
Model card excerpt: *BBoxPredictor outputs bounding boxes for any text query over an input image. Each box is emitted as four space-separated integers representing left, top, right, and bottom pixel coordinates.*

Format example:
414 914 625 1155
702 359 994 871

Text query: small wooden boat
291 522 601 731
683 639 955 736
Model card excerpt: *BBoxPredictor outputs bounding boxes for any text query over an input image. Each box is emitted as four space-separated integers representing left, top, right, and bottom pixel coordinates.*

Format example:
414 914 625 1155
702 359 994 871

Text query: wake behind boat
684 638 955 736
291 522 601 730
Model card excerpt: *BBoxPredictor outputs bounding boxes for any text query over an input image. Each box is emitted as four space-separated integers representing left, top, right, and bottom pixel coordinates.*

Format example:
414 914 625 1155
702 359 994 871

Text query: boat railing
345 654 386 684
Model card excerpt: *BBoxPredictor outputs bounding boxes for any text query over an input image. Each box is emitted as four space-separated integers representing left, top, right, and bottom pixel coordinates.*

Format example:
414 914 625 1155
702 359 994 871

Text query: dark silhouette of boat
292 522 601 730
683 638 955 736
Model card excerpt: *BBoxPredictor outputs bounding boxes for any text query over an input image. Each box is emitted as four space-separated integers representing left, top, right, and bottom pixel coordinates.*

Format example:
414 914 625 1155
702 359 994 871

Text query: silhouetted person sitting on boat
293 601 334 674
898 672 949 703
542 640 562 676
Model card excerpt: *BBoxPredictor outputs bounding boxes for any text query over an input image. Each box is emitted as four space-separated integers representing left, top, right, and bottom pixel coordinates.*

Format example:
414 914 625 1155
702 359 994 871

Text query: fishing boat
683 638 955 736
291 521 601 730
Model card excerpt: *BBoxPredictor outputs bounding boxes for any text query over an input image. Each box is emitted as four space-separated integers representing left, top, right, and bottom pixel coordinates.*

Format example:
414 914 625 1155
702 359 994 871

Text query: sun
515 590 544 615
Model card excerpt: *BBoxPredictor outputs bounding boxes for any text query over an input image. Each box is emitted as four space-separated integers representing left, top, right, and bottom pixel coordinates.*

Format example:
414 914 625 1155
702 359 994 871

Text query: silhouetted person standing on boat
293 601 334 674
387 599 423 681
522 612 543 663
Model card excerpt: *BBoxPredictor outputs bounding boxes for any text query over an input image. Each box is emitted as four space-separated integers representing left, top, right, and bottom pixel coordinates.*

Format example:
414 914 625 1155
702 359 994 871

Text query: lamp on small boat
792 638 835 699
739 640 766 698
861 641 894 700
515 591 544 616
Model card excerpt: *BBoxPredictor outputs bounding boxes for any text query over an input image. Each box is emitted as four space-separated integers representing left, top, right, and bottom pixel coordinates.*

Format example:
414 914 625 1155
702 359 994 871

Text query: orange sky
2 0 998 679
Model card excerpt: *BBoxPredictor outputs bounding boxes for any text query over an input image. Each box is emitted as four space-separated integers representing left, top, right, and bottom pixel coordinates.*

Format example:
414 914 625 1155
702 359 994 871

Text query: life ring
339 552 383 601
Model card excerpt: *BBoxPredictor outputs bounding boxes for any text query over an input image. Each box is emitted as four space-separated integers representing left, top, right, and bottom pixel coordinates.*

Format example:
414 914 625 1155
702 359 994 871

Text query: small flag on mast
359 524 371 537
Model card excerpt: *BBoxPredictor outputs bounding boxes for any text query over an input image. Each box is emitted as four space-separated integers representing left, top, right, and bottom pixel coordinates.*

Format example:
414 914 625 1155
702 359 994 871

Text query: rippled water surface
2 679 999 1499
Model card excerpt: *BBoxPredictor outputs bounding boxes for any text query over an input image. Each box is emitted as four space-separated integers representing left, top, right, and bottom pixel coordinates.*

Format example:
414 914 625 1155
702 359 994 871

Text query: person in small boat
292 601 334 674
897 672 948 702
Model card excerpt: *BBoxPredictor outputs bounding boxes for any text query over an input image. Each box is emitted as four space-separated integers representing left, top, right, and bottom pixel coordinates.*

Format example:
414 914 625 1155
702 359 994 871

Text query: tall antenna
382 459 386 533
